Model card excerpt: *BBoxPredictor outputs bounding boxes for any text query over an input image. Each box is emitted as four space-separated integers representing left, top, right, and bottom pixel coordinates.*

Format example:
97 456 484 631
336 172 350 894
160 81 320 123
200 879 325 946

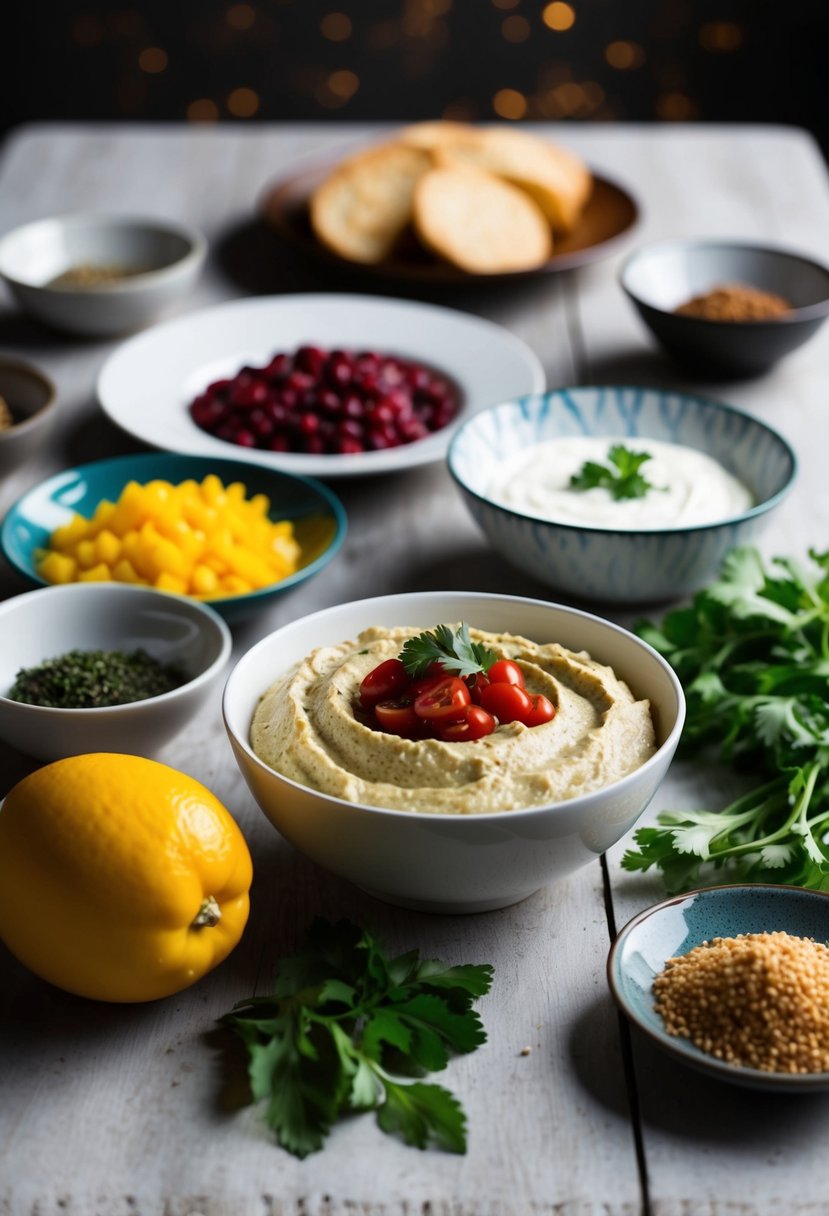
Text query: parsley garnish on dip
486 436 752 530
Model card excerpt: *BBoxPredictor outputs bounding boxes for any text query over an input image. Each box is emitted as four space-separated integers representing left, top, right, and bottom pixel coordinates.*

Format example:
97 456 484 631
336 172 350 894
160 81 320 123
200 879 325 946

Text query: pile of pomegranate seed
189 345 461 456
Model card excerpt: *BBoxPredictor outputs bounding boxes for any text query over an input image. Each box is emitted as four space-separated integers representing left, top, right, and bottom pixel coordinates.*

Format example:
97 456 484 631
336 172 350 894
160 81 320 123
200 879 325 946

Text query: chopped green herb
570 443 663 501
622 547 829 892
220 918 493 1158
399 622 497 680
7 648 185 709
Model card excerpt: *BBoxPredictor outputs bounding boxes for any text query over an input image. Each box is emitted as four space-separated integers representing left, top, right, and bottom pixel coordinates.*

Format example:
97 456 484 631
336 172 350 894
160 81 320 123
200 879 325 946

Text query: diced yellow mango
38 551 78 585
155 572 188 594
95 529 122 566
50 515 91 552
191 563 219 596
77 562 112 582
75 539 99 569
112 558 144 584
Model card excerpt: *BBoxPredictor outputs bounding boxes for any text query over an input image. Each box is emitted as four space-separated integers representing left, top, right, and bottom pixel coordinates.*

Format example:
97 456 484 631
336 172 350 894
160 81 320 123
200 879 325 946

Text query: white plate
97 293 545 478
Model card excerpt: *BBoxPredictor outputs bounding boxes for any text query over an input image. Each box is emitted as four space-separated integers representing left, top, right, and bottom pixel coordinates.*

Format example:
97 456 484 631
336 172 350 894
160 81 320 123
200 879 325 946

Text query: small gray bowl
0 214 207 337
0 583 231 761
447 386 796 604
0 357 57 476
620 239 829 377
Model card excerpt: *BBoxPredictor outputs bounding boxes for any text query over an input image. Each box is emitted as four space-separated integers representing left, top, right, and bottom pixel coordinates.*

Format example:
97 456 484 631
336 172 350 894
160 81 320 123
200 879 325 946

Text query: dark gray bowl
620 239 829 377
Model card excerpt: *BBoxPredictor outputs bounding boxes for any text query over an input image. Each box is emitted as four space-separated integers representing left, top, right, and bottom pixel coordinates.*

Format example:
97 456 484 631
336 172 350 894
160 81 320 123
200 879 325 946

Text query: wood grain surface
1 123 828 1216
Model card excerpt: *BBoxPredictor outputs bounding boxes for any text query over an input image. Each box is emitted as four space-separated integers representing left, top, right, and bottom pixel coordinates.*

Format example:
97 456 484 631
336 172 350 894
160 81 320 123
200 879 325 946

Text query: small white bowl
223 591 685 913
0 214 206 336
0 357 57 476
0 583 231 761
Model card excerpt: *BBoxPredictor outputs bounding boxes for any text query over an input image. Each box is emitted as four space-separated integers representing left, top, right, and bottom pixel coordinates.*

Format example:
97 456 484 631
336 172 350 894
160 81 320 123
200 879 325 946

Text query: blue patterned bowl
447 386 796 603
608 885 829 1092
0 453 347 622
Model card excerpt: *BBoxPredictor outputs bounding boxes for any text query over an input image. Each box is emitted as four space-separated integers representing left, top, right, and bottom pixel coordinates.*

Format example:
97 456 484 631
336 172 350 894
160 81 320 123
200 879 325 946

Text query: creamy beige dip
250 625 656 815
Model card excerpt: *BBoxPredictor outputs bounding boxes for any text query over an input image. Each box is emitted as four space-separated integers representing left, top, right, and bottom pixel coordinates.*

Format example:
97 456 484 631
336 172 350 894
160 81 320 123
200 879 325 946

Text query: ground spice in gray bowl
674 283 792 321
653 931 829 1074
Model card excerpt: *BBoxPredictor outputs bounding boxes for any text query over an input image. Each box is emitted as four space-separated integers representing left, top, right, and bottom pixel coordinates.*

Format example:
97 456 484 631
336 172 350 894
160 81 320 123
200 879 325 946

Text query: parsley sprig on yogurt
623 547 829 892
569 443 662 501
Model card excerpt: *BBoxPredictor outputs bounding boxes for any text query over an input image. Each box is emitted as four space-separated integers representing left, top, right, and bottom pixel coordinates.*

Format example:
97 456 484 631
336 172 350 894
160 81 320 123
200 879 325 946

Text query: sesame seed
653 932 829 1074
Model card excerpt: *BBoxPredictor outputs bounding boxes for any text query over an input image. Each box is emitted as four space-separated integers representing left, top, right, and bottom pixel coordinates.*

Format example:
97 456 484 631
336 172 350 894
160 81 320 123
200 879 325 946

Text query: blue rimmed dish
447 386 796 604
0 452 347 622
608 884 829 1092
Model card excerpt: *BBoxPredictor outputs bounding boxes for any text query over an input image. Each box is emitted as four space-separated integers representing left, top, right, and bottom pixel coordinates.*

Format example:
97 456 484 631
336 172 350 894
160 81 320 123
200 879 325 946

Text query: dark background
6 0 829 155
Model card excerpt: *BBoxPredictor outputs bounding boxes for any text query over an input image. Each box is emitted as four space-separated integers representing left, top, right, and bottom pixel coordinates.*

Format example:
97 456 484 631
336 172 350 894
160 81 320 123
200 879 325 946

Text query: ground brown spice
675 283 792 321
653 931 829 1074
0 396 14 432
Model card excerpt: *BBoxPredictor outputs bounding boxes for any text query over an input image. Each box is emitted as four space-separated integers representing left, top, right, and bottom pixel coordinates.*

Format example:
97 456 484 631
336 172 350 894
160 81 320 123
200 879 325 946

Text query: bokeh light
502 15 530 42
138 47 168 74
321 12 353 42
605 41 646 70
699 22 744 52
227 87 260 117
187 98 220 122
542 3 576 33
492 87 527 119
226 4 256 31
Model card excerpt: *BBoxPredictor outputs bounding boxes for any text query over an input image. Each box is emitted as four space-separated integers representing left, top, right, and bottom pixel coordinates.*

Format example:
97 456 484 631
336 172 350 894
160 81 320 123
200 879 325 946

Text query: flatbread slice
404 123 591 233
413 164 553 274
310 144 433 264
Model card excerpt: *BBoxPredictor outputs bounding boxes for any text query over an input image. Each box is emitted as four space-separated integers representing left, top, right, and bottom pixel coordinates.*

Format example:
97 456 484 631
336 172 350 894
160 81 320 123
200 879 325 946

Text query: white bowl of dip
223 590 685 913
448 386 796 603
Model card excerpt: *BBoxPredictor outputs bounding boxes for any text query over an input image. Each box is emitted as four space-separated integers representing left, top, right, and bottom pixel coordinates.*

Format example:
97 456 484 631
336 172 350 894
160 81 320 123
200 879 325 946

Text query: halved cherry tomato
486 659 525 687
359 658 411 708
437 705 497 742
374 699 421 737
479 681 534 724
413 676 471 722
524 694 556 727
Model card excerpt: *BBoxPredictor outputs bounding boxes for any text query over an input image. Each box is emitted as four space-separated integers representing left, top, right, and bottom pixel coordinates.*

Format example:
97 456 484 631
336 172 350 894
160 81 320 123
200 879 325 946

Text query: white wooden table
1 123 829 1216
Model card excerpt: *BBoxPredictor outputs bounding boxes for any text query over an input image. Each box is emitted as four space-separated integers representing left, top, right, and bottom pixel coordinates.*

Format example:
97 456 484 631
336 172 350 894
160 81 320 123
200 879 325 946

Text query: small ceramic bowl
223 590 685 914
608 884 829 1092
0 214 207 336
0 582 231 762
0 358 57 476
447 386 796 604
0 452 347 622
620 239 829 376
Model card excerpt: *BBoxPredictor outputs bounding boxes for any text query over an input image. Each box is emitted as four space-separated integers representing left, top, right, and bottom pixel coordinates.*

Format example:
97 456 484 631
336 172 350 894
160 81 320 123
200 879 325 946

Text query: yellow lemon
0 753 253 1002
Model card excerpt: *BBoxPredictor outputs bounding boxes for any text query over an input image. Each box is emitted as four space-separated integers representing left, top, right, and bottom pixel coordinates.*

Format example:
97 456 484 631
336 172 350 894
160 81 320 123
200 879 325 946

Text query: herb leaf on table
221 919 493 1157
622 547 829 893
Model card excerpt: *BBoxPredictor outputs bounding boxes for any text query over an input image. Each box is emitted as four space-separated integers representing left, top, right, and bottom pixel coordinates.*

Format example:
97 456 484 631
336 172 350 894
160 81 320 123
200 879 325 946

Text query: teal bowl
0 453 347 622
608 884 829 1092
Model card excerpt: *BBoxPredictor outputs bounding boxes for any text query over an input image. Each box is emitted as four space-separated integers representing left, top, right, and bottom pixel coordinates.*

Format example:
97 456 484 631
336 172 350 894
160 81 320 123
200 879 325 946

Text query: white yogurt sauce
487 437 753 530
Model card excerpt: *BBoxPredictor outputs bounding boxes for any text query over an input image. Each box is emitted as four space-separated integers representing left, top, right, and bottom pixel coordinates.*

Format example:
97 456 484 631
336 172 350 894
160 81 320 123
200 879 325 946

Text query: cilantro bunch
623 547 829 893
221 919 493 1158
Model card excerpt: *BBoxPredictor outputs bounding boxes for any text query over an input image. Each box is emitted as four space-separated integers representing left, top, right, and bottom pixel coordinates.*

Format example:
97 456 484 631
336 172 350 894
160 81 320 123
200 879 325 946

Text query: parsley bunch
623 547 829 893
569 443 662 501
221 919 493 1157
